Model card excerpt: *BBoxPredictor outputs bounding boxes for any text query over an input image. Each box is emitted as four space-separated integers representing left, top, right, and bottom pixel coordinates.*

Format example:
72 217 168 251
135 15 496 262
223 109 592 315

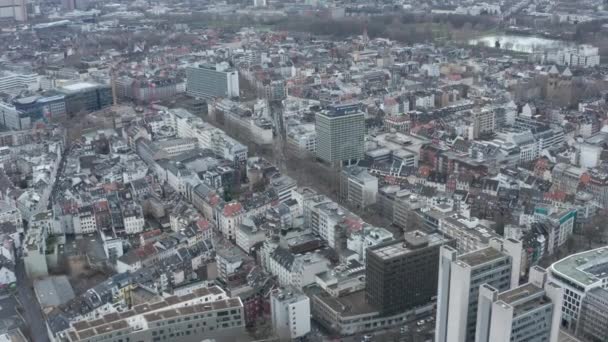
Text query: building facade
340 166 378 209
58 82 112 115
186 63 239 99
366 231 453 315
435 240 520 342
315 103 365 165
576 287 608 342
548 246 608 331
475 266 563 342
57 286 245 342
270 287 311 340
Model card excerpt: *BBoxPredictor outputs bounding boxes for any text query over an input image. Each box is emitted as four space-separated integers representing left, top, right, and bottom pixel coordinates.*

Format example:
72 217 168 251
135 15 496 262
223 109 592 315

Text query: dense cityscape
1 0 608 341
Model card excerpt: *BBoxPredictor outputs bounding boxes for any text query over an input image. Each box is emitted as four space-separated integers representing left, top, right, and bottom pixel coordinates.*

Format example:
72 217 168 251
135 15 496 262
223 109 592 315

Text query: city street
15 261 49 342
307 318 434 342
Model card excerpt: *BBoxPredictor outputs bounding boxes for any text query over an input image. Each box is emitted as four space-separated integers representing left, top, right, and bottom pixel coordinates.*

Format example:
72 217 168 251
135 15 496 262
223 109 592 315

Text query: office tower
270 287 311 340
0 0 27 21
548 246 608 331
475 266 563 342
435 239 520 342
576 287 608 342
470 108 495 139
366 231 453 315
315 103 365 165
57 82 112 115
435 244 458 342
186 63 239 99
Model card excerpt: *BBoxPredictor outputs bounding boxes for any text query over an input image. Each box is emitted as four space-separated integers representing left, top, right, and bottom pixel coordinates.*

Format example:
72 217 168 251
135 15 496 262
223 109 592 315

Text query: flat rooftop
496 283 551 318
550 246 608 286
68 286 232 340
498 282 543 305
314 289 377 317
457 246 504 267
370 231 448 260
60 82 99 92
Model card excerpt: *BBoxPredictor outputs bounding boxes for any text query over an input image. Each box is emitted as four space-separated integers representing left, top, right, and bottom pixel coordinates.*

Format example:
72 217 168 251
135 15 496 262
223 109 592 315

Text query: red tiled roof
141 229 162 240
223 202 243 217
103 182 118 192
342 217 363 232
62 201 79 215
544 191 567 202
208 194 221 206
136 244 157 258
94 200 109 212
196 219 210 231
384 98 398 106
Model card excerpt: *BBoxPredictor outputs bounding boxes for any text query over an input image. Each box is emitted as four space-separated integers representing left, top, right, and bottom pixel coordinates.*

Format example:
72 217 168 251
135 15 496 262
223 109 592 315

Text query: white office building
0 0 26 21
0 101 28 130
57 286 245 342
546 45 600 68
548 246 608 331
270 287 311 340
340 165 378 209
0 70 38 93
436 239 521 342
475 266 563 342
186 62 239 99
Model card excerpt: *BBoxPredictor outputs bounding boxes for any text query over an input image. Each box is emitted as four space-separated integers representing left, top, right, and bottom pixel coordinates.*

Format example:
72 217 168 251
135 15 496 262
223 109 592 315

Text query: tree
582 209 607 247
223 188 233 202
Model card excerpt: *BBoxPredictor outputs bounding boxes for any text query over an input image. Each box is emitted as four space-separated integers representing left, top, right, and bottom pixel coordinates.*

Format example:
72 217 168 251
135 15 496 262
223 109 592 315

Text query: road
558 330 582 342
307 318 434 342
15 261 49 342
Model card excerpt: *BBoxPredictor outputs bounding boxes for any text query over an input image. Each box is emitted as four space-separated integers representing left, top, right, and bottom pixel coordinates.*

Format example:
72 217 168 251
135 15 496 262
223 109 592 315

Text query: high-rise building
315 103 365 165
366 231 453 315
57 82 112 115
435 239 521 342
576 287 608 342
270 287 311 340
469 108 495 139
548 246 608 331
186 63 239 99
475 266 563 342
0 0 26 21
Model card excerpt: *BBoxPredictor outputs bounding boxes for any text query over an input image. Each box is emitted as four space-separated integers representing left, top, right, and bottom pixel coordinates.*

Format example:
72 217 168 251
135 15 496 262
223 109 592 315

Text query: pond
468 34 576 53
